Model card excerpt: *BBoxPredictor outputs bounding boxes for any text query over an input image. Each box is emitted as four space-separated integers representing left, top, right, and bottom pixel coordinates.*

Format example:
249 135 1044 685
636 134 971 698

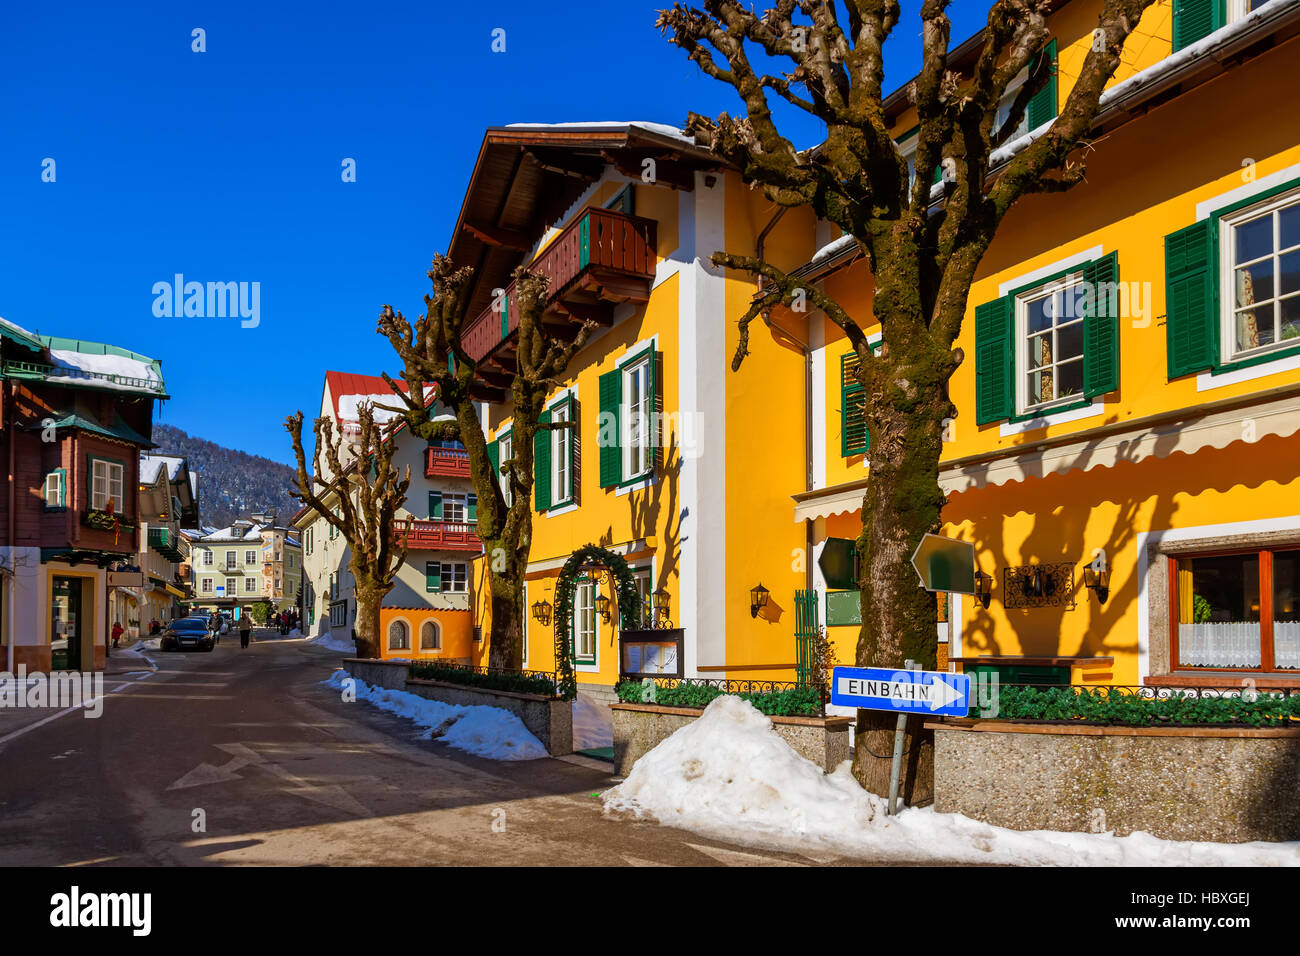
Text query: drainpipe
754 207 816 593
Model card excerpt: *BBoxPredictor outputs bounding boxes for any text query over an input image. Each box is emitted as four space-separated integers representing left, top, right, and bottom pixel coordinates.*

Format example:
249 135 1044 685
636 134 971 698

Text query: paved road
0 630 839 866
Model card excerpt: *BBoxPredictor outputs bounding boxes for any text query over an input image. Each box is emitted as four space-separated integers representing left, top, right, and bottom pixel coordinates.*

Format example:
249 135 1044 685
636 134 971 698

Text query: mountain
150 423 300 529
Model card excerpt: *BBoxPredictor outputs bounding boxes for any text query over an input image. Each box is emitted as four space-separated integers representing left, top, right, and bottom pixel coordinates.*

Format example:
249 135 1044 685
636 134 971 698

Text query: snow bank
307 632 355 653
324 669 546 761
603 696 1300 866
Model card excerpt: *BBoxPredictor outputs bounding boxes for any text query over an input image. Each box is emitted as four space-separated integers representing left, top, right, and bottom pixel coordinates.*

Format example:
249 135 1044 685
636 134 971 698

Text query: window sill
543 499 577 517
1198 345 1300 391
616 473 656 496
1000 400 1103 437
1146 672 1300 689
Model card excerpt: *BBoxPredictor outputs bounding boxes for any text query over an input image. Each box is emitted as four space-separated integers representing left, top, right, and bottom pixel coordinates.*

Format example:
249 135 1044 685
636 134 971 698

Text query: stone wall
405 679 572 756
611 703 851 776
931 720 1300 843
343 658 411 692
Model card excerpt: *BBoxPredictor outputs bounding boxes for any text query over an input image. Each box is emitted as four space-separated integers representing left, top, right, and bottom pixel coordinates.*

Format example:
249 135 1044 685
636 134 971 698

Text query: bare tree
377 257 595 670
285 403 411 659
659 0 1158 797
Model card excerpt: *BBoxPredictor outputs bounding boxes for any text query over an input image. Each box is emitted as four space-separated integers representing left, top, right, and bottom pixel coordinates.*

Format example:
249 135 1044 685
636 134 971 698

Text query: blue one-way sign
831 666 970 717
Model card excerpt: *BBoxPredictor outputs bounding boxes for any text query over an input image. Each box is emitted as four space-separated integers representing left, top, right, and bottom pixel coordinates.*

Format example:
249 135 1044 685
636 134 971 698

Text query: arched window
421 621 440 651
388 619 410 651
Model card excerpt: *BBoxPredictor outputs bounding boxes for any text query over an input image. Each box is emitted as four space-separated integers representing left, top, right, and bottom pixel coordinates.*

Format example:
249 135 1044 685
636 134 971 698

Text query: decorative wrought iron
553 544 644 701
631 676 806 696
1001 563 1075 609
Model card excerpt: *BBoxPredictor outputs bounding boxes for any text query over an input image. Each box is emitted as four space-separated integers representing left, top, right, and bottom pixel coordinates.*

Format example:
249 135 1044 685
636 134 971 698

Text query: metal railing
407 660 562 698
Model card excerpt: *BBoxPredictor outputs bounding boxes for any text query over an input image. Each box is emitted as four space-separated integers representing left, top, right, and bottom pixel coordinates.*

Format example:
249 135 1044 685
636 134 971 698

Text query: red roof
324 370 411 421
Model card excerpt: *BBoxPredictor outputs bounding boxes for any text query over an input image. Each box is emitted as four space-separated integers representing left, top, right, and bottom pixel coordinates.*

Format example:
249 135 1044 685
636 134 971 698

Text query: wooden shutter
598 369 622 487
425 562 441 592
840 352 869 456
975 296 1014 424
1027 39 1058 130
487 437 500 478
648 351 662 472
534 408 552 511
569 398 581 506
467 493 477 522
1173 0 1222 52
1165 219 1217 378
1083 251 1121 399
428 490 443 520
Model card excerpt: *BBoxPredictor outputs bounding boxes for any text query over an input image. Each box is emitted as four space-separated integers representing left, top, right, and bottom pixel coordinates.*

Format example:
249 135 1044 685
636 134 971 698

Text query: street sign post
832 663 971 815
910 534 976 594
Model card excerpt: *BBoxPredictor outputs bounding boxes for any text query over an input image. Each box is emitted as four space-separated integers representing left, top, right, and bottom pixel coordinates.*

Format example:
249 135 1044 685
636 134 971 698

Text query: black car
161 616 217 652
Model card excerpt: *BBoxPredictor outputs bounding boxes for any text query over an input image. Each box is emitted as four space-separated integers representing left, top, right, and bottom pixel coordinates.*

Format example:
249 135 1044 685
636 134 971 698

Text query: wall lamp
973 570 993 610
750 582 770 618
1083 566 1110 604
595 593 611 623
531 598 552 627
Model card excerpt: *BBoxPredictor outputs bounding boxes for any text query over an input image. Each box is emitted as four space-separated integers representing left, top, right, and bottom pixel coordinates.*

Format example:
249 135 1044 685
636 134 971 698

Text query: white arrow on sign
924 674 965 711
835 674 966 711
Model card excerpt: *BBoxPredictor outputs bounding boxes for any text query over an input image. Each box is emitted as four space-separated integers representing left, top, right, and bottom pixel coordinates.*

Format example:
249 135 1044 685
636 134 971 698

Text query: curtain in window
1275 622 1300 669
1178 622 1261 668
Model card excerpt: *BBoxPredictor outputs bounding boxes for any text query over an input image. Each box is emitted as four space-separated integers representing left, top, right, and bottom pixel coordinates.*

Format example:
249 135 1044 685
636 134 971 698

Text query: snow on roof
202 522 265 542
139 454 186 485
43 341 165 396
602 695 1298 865
0 315 45 351
503 120 695 146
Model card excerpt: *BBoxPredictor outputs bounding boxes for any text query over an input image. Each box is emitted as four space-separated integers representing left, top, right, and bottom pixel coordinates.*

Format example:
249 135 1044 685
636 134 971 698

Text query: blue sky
0 0 993 464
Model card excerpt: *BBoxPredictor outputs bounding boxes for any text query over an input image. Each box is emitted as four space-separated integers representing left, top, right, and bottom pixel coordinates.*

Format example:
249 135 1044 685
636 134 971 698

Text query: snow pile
47 347 162 393
603 696 1300 866
307 632 355 653
324 669 546 761
337 392 406 427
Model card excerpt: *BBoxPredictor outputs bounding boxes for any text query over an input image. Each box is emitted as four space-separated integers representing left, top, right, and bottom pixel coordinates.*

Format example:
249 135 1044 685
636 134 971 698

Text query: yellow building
788 0 1300 691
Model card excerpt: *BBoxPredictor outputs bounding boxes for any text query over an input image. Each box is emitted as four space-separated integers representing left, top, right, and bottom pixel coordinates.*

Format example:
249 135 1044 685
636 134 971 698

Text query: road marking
0 673 154 747
167 742 370 816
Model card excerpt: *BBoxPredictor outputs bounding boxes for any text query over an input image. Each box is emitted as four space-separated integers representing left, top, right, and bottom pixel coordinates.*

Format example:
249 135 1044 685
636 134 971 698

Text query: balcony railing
394 518 482 552
426 446 471 478
461 205 657 363
147 526 190 562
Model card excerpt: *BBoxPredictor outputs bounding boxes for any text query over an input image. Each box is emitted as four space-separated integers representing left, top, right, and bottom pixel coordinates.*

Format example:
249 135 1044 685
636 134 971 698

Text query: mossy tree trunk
661 0 1159 800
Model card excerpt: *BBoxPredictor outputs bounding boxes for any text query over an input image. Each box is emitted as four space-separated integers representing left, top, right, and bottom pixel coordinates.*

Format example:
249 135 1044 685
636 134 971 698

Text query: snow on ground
324 669 546 761
603 696 1300 867
307 632 356 653
573 693 614 751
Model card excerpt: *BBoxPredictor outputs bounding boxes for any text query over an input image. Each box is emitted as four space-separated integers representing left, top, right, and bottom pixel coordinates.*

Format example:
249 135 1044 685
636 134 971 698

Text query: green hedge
408 662 559 698
616 680 823 717
989 685 1300 727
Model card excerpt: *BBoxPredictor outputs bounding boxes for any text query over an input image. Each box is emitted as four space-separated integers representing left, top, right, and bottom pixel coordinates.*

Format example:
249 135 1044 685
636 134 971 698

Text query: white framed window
441 493 467 525
440 562 468 593
226 577 238 595
498 432 513 507
202 549 213 566
245 577 256 593
389 619 410 651
551 399 572 506
42 470 65 508
201 577 213 594
225 551 237 570
1228 0 1268 23
1015 274 1087 414
631 566 653 628
245 550 257 565
420 621 440 651
1219 189 1300 363
90 459 124 512
623 354 652 480
573 578 596 664
994 68 1030 141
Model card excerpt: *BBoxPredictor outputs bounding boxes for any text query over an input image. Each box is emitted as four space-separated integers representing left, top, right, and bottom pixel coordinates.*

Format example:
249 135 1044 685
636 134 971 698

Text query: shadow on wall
948 429 1298 662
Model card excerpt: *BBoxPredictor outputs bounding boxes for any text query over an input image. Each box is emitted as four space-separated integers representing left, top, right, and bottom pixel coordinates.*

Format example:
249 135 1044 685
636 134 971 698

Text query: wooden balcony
426 446 471 478
461 206 656 386
394 518 482 552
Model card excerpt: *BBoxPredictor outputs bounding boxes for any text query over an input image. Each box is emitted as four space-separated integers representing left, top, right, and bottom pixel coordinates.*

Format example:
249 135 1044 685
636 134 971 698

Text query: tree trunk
486 553 525 670
352 585 384 660
850 385 948 804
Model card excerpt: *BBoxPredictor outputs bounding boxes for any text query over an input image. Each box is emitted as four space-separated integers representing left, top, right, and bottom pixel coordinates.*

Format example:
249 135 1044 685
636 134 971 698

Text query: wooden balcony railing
394 518 482 552
426 446 471 478
461 205 657 364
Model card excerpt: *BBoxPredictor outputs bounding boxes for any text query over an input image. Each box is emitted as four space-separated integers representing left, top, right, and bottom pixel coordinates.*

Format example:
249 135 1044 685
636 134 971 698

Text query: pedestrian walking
239 616 252 649
111 621 124 648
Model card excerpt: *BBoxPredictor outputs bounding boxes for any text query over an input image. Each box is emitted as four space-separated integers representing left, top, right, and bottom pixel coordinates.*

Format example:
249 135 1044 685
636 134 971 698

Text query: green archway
553 544 643 700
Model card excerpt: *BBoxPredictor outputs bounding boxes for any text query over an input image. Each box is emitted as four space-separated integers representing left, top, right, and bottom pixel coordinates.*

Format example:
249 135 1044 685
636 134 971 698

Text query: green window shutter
568 398 580 504
467 493 477 522
648 350 662 464
487 437 500 478
974 296 1015 424
1082 251 1121 399
429 490 443 520
840 353 869 456
1165 219 1218 378
598 369 623 487
1026 39 1058 130
1173 0 1223 52
534 408 552 511
425 562 441 593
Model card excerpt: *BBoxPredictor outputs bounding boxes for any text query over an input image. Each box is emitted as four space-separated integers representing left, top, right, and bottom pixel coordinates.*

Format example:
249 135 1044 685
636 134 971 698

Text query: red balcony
394 518 482 552
426 446 471 479
461 206 657 378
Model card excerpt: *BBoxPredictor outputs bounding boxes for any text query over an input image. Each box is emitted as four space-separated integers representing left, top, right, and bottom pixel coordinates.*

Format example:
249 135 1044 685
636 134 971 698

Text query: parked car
161 616 217 652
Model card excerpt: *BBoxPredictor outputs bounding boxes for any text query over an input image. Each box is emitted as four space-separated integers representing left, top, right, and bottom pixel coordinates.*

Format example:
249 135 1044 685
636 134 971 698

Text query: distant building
122 453 201 631
189 520 301 614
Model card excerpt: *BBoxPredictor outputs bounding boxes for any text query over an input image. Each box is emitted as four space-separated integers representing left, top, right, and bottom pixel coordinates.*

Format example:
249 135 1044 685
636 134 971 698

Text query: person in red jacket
111 621 124 648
